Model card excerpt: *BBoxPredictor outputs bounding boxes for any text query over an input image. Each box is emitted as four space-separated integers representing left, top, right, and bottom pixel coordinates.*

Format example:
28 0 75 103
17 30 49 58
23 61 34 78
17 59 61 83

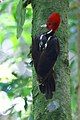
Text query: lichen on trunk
31 0 72 120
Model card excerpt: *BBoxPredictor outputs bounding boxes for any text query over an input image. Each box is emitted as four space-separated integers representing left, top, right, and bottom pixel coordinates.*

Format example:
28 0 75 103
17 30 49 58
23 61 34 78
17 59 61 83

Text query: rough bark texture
31 0 72 120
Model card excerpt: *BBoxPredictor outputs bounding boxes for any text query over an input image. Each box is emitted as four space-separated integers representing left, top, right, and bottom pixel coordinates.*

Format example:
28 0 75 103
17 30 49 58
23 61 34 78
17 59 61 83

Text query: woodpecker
32 12 61 99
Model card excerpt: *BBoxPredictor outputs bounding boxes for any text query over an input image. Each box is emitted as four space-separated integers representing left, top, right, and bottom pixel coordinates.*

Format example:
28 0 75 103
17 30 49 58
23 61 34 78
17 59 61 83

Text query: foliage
0 0 79 119
0 0 32 119
16 0 26 39
69 0 79 119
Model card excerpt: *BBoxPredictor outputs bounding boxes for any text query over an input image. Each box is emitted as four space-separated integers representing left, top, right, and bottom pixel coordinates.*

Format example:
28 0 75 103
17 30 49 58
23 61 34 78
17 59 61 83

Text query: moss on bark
31 0 72 120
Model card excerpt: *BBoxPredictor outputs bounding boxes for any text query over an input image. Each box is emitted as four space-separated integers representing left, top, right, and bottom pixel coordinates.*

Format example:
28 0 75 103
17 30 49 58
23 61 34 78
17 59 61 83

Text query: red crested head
46 12 61 32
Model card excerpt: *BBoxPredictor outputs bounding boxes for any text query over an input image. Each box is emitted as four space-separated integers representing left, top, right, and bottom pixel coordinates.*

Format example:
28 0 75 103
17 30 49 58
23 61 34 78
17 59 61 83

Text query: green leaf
16 0 26 39
21 86 32 96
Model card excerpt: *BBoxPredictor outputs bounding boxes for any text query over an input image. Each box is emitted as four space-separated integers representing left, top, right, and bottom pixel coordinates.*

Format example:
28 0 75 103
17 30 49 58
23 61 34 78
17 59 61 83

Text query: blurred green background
0 0 79 120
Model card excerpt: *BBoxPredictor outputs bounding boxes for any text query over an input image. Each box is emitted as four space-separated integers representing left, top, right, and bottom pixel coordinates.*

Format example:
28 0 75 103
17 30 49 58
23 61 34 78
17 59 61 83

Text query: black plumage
32 31 60 99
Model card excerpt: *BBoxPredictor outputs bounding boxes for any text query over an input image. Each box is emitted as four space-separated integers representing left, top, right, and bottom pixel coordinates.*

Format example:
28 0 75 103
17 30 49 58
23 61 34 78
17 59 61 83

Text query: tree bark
31 0 72 120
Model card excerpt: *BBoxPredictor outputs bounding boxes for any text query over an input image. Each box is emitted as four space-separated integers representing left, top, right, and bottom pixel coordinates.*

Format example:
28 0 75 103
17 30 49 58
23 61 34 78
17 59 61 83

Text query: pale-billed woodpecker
32 12 61 99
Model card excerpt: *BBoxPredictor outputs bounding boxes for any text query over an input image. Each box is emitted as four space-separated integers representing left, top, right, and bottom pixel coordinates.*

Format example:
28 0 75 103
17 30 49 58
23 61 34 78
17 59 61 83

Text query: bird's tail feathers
39 70 55 99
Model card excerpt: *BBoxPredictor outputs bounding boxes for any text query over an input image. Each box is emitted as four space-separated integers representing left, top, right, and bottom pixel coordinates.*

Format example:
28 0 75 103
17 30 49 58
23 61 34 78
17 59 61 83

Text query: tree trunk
31 0 72 120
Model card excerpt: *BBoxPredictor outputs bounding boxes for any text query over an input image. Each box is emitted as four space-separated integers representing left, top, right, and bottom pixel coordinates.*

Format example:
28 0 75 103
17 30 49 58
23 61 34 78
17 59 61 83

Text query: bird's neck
46 30 54 38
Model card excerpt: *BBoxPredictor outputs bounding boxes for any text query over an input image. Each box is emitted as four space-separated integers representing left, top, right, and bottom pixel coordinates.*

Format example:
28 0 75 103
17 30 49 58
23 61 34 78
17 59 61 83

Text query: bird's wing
37 37 60 79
